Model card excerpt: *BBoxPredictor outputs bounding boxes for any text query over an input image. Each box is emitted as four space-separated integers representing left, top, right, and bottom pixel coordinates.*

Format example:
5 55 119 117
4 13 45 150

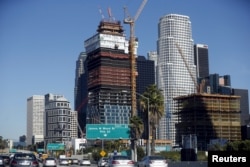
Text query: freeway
51 165 98 167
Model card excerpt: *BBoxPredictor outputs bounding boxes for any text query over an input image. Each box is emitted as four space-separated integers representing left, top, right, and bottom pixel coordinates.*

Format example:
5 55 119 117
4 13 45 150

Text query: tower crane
124 0 148 116
175 43 204 93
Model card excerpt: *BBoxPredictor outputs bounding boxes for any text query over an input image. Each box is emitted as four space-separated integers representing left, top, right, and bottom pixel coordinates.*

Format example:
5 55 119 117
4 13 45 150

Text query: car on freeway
67 159 72 165
58 158 69 166
0 156 4 167
97 157 109 167
137 155 168 167
71 159 79 165
1 155 11 166
43 157 57 167
107 155 135 167
79 158 91 166
10 153 39 167
3 155 10 165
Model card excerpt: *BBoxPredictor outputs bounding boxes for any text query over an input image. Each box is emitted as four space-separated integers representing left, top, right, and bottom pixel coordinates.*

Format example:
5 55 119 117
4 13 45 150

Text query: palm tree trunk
151 127 156 155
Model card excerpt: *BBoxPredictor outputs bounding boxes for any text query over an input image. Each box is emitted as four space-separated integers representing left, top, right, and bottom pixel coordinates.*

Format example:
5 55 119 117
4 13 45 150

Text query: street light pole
136 92 150 156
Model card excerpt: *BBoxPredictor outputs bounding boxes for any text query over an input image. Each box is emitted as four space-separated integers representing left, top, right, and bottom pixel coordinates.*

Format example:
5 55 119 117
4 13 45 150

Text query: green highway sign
86 124 130 140
47 143 64 150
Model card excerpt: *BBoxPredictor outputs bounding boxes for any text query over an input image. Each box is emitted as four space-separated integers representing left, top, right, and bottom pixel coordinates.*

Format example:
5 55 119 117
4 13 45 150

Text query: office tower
147 51 157 83
219 75 231 87
74 52 87 109
71 111 78 138
147 51 157 64
27 95 45 145
136 56 155 94
157 14 197 144
74 52 88 137
84 20 133 124
44 93 77 144
194 44 209 78
209 74 219 93
208 73 231 94
136 55 155 139
232 88 249 126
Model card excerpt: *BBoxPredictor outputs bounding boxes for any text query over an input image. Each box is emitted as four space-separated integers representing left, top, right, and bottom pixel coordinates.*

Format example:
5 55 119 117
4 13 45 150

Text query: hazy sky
1 0 249 141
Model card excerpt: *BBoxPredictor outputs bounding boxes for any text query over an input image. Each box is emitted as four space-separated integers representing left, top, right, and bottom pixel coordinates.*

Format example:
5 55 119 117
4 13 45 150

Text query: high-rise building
232 88 249 126
136 56 155 94
84 20 133 124
74 52 87 109
194 44 209 78
136 55 155 139
147 51 157 83
199 73 249 131
71 111 78 138
74 52 88 137
207 73 231 94
44 93 77 145
27 95 45 145
157 14 196 143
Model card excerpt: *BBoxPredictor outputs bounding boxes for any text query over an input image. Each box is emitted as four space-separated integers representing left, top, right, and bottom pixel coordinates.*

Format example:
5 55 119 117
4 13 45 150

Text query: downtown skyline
1 0 249 140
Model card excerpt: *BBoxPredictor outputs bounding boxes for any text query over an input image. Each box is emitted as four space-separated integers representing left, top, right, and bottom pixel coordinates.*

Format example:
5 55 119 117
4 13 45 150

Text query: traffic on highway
0 152 139 167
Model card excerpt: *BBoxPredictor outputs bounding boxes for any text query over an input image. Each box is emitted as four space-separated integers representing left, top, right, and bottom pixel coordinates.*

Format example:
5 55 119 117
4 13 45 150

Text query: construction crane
175 43 204 93
124 0 148 116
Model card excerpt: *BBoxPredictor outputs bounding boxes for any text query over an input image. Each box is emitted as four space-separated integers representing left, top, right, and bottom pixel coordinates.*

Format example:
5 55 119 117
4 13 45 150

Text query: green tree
137 146 146 161
129 115 144 161
226 140 250 151
238 140 250 151
130 116 144 140
139 84 164 155
0 136 8 150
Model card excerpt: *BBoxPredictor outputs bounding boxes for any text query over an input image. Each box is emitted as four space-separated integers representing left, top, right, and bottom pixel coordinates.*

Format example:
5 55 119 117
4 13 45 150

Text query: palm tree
139 84 164 155
130 116 144 140
129 115 144 161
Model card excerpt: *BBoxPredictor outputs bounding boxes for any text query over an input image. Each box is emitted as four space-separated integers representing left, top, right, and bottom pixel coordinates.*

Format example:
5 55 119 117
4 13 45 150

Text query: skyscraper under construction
84 20 134 124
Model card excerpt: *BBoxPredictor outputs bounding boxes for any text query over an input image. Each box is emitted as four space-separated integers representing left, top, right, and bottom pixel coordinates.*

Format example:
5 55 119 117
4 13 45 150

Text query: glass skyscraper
74 52 88 137
157 14 197 144
194 44 209 78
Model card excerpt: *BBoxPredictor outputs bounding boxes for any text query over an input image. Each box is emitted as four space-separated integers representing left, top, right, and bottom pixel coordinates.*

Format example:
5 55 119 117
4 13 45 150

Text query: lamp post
136 92 150 156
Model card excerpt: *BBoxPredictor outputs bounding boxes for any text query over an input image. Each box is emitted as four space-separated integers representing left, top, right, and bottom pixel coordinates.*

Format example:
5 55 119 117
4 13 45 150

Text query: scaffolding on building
174 93 241 150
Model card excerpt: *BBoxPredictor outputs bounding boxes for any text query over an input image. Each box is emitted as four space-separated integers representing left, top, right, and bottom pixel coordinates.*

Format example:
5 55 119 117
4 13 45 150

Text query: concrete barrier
168 161 207 167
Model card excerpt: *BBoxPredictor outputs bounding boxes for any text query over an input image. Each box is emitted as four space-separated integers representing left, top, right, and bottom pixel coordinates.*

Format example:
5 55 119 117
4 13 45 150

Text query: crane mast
124 0 147 116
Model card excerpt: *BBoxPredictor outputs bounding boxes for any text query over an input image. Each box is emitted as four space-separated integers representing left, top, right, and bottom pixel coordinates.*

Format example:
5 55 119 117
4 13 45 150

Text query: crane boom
78 123 84 138
124 0 147 117
175 43 198 93
134 0 148 22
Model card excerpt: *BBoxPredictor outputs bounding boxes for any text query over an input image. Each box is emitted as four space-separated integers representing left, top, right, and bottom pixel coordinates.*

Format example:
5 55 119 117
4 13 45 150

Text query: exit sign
86 124 130 140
